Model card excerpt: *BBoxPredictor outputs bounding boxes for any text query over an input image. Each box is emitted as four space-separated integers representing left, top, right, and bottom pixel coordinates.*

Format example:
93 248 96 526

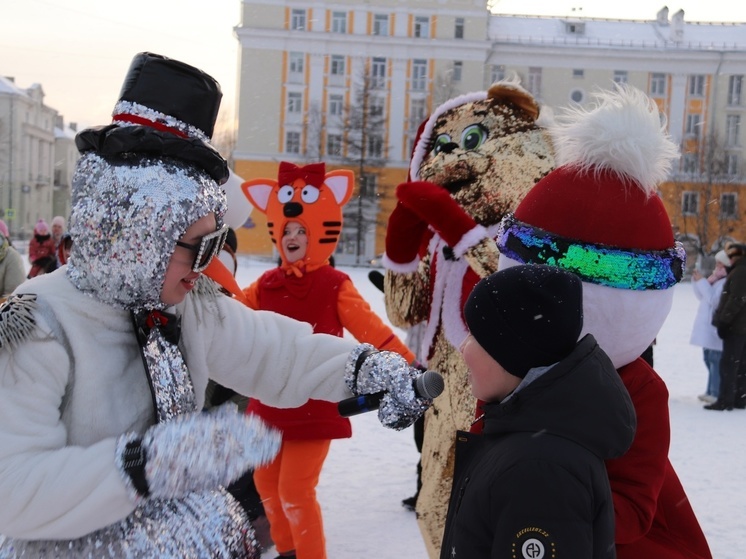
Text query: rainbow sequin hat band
496 213 686 291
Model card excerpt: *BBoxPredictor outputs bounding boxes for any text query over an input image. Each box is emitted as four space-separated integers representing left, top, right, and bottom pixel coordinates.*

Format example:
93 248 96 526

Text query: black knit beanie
464 264 584 378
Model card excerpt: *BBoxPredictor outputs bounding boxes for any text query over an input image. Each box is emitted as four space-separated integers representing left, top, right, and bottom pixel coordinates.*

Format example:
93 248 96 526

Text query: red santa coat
419 225 500 363
611 358 711 559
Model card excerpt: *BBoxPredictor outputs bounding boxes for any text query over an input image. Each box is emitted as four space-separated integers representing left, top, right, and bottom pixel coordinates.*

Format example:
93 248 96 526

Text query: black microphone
338 370 445 418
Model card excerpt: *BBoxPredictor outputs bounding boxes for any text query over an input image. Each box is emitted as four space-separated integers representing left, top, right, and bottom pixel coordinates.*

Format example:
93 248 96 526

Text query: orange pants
253 438 331 559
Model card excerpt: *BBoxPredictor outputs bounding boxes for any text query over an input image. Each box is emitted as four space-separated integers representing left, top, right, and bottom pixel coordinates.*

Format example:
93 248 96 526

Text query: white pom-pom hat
497 84 685 369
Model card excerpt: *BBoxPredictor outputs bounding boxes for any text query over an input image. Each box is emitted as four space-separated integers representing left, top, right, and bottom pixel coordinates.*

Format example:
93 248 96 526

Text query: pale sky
1 0 745 132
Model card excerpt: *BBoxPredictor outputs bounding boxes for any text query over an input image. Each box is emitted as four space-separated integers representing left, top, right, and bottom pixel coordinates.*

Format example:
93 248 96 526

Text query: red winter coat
28 234 56 278
610 358 711 559
243 265 414 440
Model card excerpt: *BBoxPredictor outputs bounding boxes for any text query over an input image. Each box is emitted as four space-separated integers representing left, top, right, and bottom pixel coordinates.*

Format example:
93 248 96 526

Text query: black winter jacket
712 256 746 338
440 335 636 559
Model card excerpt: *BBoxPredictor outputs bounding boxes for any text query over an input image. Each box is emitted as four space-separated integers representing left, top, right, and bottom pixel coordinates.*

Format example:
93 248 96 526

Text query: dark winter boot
704 401 734 411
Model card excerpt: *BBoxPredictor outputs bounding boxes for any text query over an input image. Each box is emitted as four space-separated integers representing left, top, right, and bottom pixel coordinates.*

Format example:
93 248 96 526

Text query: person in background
442 264 635 558
0 52 432 558
0 220 10 242
241 162 417 559
0 232 25 302
708 242 746 410
51 216 66 250
691 250 731 404
56 232 73 267
27 219 56 278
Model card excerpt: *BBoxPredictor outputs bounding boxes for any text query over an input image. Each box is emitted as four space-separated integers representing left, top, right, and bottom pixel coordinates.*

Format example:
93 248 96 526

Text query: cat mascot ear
323 169 355 207
241 179 278 214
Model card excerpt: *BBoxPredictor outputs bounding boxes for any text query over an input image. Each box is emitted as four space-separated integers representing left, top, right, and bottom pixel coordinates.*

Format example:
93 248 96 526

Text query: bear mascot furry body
382 81 555 557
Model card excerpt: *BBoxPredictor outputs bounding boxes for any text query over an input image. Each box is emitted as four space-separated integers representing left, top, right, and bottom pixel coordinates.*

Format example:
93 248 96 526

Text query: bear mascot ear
486 82 540 121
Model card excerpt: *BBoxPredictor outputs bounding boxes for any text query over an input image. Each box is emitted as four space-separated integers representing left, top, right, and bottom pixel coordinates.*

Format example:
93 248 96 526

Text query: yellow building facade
233 2 746 267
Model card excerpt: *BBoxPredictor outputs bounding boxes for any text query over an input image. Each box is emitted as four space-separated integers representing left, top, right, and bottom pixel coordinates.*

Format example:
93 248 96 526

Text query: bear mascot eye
461 124 488 150
432 134 453 155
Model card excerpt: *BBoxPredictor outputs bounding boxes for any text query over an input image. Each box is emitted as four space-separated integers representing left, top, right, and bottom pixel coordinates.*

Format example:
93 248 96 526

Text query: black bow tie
133 310 182 346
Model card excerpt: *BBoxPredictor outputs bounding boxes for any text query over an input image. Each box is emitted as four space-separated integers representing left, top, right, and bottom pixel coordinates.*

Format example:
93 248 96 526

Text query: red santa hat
497 84 684 369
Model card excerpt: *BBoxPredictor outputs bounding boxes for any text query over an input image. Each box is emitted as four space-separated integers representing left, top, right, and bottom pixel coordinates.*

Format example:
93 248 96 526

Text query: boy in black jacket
441 265 636 559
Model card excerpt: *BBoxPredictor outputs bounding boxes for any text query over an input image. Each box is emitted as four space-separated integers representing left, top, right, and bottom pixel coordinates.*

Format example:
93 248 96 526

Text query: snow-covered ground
233 255 745 559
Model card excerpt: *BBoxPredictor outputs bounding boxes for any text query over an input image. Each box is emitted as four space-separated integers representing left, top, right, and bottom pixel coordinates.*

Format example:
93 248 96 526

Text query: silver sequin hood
66 151 226 310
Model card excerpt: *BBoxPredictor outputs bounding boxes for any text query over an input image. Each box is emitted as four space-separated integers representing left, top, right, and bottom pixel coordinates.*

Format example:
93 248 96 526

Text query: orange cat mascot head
242 162 354 270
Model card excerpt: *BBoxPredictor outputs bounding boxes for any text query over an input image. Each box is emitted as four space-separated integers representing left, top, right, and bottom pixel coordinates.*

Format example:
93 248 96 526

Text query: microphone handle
337 392 385 417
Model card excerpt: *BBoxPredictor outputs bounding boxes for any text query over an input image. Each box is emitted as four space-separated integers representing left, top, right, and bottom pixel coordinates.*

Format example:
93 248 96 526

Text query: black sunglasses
175 224 229 273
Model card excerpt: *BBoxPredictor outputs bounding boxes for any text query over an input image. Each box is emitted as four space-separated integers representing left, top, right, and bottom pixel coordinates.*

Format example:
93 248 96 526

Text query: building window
291 9 306 31
367 135 384 158
286 131 301 154
455 17 464 39
373 14 389 36
410 98 427 125
287 92 302 115
412 59 427 91
360 173 378 197
329 94 344 117
726 114 741 146
527 67 542 98
682 153 699 174
682 191 699 215
689 75 705 97
414 16 430 38
330 55 345 76
327 134 342 156
613 70 628 84
570 89 584 103
725 153 739 176
452 61 463 82
573 69 584 79
370 96 385 117
720 193 738 219
565 22 585 34
371 58 387 89
685 113 701 137
332 11 347 34
491 65 506 83
728 75 743 106
650 73 666 97
289 52 304 75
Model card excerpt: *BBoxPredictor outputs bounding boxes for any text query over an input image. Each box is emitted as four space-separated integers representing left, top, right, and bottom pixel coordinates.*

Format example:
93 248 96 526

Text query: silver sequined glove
116 404 281 500
345 343 433 430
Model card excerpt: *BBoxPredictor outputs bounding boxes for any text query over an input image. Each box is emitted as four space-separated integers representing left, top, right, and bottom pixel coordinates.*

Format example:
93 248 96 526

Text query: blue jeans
703 348 722 397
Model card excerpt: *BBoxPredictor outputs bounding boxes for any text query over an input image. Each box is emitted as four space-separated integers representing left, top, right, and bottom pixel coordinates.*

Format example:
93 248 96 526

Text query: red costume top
612 358 711 559
243 265 414 440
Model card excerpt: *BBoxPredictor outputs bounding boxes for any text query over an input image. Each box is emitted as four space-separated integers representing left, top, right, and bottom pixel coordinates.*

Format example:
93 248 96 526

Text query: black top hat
75 52 228 183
